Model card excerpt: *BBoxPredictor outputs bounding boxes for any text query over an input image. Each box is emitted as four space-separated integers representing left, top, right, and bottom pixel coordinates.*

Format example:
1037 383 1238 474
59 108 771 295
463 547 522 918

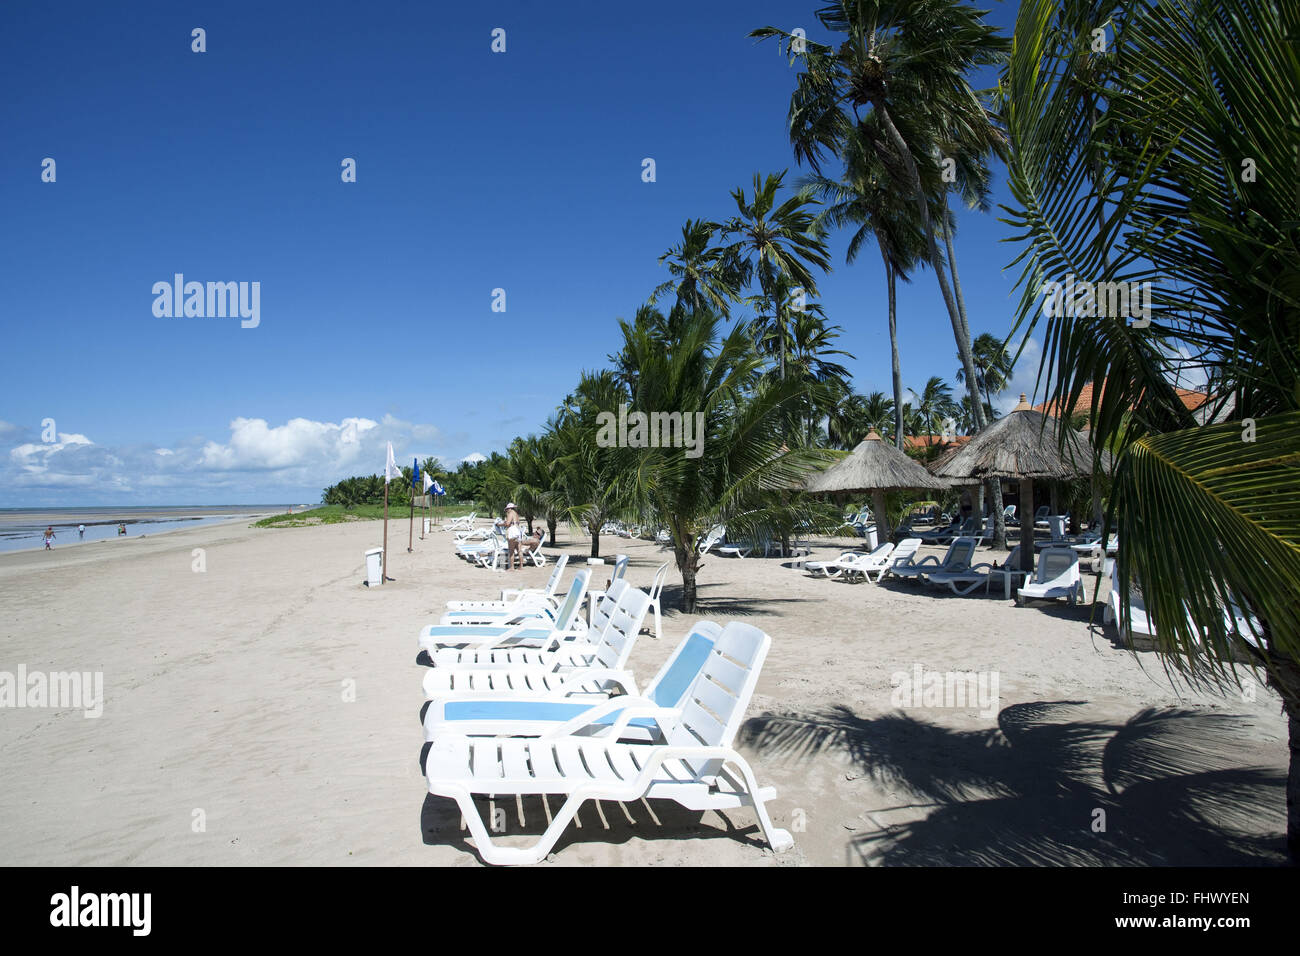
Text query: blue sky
0 0 1042 506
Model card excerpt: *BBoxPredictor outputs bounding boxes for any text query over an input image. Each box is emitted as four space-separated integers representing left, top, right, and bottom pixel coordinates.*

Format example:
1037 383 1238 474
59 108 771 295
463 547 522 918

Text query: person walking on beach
43 526 55 549
117 522 127 536
503 502 522 571
78 524 85 540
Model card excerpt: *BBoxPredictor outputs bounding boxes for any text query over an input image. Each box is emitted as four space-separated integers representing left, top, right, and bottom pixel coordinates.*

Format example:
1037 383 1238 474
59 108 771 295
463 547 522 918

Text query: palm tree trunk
940 188 1007 548
874 103 986 446
676 542 700 614
589 525 600 558
547 516 557 547
881 245 905 450
1269 654 1300 861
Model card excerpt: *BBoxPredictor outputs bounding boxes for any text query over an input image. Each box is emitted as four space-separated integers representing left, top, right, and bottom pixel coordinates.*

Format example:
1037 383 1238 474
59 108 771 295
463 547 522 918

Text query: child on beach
43 526 55 549
78 524 85 539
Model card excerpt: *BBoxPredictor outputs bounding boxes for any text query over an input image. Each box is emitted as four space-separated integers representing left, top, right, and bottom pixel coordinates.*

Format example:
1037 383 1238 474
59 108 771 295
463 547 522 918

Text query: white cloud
461 452 487 464
199 416 380 471
0 414 465 506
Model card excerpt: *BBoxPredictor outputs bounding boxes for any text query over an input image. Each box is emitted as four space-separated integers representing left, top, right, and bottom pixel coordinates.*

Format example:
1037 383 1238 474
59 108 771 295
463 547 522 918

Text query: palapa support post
1019 477 1035 573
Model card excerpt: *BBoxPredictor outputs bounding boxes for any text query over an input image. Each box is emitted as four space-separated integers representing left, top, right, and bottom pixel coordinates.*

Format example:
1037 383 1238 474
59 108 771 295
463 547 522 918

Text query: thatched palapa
932 395 1103 570
805 430 949 538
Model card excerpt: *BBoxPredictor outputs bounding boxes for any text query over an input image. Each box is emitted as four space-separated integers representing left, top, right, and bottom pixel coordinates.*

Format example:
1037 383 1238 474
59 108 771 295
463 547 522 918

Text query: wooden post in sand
382 479 389 583
408 490 415 553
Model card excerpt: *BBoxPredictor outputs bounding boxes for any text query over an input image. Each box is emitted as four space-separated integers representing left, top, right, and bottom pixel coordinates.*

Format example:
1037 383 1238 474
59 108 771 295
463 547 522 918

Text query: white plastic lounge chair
1101 560 1260 650
842 542 897 583
421 620 792 865
421 621 723 742
717 535 760 559
498 554 569 606
892 537 977 583
697 525 725 555
803 550 863 578
443 512 477 532
645 562 669 641
1031 506 1050 528
585 554 629 620
419 570 591 655
1017 547 1084 605
440 562 574 623
878 538 923 581
929 546 1023 596
421 583 652 699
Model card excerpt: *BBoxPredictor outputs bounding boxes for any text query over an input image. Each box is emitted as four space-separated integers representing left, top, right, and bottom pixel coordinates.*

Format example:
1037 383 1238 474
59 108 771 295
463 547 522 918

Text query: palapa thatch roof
805 430 950 493
931 395 1102 481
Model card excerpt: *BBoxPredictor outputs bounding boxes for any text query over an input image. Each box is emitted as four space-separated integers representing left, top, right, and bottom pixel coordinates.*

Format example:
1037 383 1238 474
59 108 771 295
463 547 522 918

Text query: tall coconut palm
751 1 1010 436
910 376 959 438
651 219 743 320
1003 0 1300 857
957 332 1014 414
805 137 929 449
721 171 832 383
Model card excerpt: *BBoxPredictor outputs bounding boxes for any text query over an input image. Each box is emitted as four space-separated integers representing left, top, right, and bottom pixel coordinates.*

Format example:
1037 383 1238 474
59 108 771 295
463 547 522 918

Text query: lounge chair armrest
539 697 667 739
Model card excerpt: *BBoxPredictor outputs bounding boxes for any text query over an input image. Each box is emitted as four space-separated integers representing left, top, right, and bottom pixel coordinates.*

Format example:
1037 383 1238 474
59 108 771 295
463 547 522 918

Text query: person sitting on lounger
520 527 545 559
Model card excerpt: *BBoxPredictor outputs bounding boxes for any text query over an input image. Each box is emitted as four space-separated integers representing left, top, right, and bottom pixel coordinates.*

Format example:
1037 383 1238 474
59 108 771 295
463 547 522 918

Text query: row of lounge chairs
415 561 792 865
807 536 1088 605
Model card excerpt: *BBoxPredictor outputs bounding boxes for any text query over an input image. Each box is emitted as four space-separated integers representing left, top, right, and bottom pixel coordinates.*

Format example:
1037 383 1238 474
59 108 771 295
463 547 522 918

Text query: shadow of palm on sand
739 701 1286 865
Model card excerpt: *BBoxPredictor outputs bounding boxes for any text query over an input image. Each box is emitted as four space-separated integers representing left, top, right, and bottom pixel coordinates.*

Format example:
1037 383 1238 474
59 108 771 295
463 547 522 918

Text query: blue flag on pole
432 480 445 497
413 458 420 489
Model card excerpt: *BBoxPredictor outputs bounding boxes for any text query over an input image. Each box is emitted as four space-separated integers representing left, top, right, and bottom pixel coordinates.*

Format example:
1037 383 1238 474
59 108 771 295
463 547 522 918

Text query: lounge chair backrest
551 569 591 631
1002 505 1016 519
1036 547 1079 584
891 538 922 567
945 537 977 570
1002 546 1022 569
543 554 569 596
648 563 670 602
869 542 894 560
698 525 725 553
645 621 723 707
611 554 629 583
667 622 771 770
589 582 651 670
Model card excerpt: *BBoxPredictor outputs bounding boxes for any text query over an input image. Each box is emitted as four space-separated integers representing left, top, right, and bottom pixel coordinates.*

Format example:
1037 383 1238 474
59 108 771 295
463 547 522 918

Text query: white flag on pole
422 472 434 493
385 442 401 485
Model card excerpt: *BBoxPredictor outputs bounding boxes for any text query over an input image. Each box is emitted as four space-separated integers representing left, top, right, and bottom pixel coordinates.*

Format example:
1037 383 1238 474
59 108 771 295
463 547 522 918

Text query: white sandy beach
0 518 1288 866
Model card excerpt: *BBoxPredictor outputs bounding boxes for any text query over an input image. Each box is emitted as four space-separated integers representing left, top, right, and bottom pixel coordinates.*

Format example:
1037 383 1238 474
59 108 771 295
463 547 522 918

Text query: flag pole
382 478 389 583
407 491 414 552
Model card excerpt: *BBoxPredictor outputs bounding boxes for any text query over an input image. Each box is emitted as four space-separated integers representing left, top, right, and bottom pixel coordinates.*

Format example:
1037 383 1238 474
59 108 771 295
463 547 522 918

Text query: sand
0 517 1288 866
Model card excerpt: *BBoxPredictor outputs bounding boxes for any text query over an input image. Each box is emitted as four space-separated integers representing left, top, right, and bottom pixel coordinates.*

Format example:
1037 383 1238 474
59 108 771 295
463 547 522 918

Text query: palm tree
1003 0 1300 857
721 171 832 383
545 371 628 557
651 219 742 319
610 309 835 612
910 376 959 438
957 332 1014 414
806 139 929 449
751 1 1009 434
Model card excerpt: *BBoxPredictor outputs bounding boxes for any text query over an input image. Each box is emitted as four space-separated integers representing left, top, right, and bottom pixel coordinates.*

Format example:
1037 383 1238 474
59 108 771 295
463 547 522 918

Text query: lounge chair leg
452 790 589 866
727 759 793 853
